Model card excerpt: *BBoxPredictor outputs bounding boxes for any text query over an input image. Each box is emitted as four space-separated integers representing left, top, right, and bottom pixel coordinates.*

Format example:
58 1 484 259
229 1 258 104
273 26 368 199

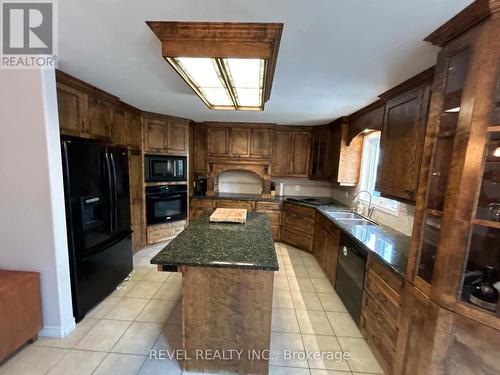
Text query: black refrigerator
61 138 133 322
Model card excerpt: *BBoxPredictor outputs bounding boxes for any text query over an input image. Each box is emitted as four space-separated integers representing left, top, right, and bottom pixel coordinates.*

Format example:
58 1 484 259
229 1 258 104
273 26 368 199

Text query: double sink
328 211 378 227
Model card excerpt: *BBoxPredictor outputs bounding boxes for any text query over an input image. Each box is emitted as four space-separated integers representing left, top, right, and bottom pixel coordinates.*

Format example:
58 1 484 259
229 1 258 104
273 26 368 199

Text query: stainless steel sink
329 211 377 226
336 218 377 226
329 212 364 220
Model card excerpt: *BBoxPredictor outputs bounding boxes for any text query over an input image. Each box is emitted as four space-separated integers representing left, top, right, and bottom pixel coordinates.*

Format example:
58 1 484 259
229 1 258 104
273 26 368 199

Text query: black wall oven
146 184 187 225
145 155 186 182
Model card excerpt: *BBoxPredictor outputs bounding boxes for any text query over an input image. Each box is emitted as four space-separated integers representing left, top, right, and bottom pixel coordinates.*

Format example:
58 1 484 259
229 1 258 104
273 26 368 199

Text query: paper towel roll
278 182 284 196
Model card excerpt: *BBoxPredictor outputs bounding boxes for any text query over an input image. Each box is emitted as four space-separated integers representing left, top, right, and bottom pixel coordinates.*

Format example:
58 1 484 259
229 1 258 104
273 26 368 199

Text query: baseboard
39 317 76 338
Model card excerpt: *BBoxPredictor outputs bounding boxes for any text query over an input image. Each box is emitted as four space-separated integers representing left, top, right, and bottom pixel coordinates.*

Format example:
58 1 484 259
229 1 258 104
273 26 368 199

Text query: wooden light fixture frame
146 21 283 110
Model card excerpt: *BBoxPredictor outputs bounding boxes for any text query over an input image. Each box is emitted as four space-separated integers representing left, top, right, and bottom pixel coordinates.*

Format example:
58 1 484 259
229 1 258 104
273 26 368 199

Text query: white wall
272 178 335 198
0 68 75 337
218 171 263 194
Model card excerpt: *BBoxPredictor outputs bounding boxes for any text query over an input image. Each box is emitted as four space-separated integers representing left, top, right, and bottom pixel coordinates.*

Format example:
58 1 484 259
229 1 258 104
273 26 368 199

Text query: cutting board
209 208 247 224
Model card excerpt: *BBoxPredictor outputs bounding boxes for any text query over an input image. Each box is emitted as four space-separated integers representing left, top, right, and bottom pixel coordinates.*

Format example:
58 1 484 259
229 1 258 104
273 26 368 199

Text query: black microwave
145 155 187 182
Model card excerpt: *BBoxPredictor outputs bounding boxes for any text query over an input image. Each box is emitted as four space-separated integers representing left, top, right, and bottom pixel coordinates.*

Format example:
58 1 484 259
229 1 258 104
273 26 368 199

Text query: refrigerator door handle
104 152 114 232
110 152 118 233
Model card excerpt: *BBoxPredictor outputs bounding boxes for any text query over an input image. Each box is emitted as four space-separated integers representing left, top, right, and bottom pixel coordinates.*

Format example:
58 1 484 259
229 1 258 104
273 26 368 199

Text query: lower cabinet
281 202 316 252
360 255 404 375
313 214 340 285
189 198 215 221
256 201 282 241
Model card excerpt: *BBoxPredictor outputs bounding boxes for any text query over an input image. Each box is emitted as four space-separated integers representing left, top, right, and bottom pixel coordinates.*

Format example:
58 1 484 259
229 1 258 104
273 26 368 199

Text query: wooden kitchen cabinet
56 82 86 137
272 126 311 178
207 126 229 156
127 113 143 150
128 150 144 251
313 214 340 285
229 127 251 157
86 95 114 139
251 128 273 158
281 202 316 252
360 255 404 374
167 121 189 155
143 117 167 152
377 68 433 202
193 125 208 174
310 125 330 180
256 201 282 241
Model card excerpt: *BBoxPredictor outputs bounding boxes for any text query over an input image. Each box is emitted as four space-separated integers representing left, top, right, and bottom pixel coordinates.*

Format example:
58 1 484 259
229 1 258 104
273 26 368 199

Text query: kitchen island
151 212 278 375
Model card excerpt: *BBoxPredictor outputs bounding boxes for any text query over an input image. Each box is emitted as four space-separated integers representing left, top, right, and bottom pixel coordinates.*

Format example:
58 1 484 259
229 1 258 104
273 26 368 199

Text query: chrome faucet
351 190 375 218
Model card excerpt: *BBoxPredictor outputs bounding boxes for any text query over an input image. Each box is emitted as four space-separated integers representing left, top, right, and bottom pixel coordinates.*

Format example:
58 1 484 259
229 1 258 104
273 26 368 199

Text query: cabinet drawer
368 256 404 295
258 210 281 226
256 201 282 211
283 202 316 218
362 291 399 345
191 199 215 209
365 271 401 324
216 199 255 211
361 308 394 374
189 208 213 221
282 226 313 252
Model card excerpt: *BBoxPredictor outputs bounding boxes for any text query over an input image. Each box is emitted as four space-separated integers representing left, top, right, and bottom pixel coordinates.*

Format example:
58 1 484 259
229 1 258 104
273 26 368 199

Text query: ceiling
59 0 473 125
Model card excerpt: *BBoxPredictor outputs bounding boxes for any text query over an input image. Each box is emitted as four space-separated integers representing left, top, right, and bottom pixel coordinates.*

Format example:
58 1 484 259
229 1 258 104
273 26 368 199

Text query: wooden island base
180 266 274 375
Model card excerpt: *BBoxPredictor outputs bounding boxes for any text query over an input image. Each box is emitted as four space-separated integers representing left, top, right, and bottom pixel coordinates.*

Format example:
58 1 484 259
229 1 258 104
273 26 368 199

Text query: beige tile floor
0 242 384 375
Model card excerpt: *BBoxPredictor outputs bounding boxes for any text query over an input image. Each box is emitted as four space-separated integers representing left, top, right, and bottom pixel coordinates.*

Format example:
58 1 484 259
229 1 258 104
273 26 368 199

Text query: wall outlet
294 185 301 192
345 191 349 198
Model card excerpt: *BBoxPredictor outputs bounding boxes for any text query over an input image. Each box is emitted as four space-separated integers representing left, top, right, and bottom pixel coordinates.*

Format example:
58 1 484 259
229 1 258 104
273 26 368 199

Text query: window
359 131 400 213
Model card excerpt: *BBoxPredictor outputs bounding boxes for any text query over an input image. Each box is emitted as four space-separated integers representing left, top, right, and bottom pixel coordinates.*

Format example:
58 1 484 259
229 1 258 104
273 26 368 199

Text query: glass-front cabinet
408 4 500 330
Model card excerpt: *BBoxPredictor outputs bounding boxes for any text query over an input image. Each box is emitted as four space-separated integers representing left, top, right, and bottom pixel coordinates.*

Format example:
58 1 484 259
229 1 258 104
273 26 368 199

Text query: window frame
358 131 400 215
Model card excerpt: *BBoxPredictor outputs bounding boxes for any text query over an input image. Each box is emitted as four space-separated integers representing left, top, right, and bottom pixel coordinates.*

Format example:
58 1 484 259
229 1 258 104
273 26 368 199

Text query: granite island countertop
192 193 410 275
150 212 278 271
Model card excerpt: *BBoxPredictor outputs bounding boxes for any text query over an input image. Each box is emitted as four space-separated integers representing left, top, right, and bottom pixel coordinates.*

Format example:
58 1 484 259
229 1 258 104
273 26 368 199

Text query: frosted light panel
235 88 261 107
201 88 233 106
175 58 224 88
225 58 262 89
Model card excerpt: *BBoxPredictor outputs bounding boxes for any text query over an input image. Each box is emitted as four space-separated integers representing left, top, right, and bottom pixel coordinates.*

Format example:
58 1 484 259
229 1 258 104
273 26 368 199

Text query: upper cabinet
310 125 331 180
376 68 434 202
57 82 87 137
205 123 274 160
272 126 311 178
86 95 113 139
57 70 144 151
193 125 208 174
167 121 189 154
229 128 251 157
207 125 229 156
56 71 119 141
143 113 190 155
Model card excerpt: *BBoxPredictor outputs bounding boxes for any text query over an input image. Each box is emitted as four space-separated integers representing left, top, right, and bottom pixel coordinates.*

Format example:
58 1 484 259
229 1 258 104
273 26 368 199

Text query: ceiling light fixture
494 146 500 158
147 22 283 111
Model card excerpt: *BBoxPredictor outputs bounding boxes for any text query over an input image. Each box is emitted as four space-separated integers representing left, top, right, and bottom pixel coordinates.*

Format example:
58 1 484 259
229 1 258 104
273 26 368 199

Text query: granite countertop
150 212 278 271
192 193 410 275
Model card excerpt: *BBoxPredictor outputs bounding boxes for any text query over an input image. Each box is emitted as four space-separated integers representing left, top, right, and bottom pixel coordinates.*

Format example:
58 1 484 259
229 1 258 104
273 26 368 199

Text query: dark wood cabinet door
167 121 188 155
229 128 251 157
144 118 167 152
194 126 208 173
272 130 291 176
111 109 127 146
289 131 312 177
377 85 431 202
207 127 229 156
251 128 273 158
56 83 85 137
86 96 113 139
127 114 142 150
327 126 342 182
310 127 330 180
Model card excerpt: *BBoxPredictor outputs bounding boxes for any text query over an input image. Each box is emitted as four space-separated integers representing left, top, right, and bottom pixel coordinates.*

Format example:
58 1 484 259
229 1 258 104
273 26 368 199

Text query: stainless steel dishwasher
335 233 368 324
